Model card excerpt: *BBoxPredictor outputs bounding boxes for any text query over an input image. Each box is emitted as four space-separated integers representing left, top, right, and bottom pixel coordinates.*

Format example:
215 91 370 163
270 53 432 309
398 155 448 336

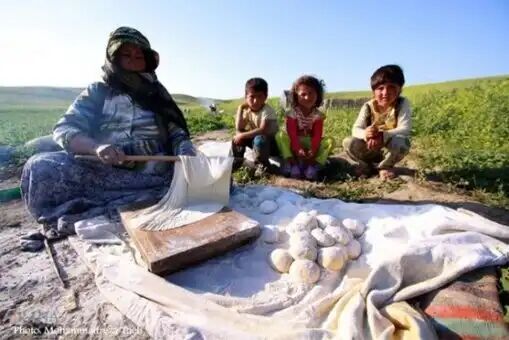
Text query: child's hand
365 126 379 140
297 148 307 158
306 150 315 159
367 133 383 150
233 133 245 145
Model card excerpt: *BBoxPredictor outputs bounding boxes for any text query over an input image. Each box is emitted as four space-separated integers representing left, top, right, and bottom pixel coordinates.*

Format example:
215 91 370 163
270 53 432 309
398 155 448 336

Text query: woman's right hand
95 144 126 165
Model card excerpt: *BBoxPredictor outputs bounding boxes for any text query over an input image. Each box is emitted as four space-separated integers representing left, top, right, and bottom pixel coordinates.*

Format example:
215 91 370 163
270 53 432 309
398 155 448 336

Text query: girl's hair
370 65 405 90
291 75 325 108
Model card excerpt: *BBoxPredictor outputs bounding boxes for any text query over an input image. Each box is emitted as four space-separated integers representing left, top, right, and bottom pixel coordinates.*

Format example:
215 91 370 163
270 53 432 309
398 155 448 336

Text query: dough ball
346 239 362 259
233 192 250 208
258 188 280 202
316 214 342 229
262 225 281 244
289 259 321 284
317 246 348 271
286 212 318 233
269 249 294 273
308 209 318 216
289 231 317 248
342 218 366 237
324 226 352 245
259 200 278 214
311 228 336 247
289 242 318 261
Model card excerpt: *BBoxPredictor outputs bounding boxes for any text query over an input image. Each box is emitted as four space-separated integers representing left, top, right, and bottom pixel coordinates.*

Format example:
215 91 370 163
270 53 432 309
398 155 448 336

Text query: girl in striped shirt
275 75 335 180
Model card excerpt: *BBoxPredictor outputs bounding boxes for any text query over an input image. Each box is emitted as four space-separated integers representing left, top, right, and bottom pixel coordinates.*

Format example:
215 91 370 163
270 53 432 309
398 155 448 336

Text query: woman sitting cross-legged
21 27 195 232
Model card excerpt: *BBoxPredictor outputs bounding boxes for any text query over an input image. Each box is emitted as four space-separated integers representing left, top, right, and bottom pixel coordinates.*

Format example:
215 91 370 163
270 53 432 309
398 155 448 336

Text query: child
342 65 411 180
232 78 279 171
275 75 335 180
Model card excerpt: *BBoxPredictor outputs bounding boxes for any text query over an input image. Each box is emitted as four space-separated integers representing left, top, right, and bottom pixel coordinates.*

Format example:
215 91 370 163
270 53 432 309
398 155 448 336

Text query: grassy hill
326 75 509 99
0 86 221 144
0 86 215 109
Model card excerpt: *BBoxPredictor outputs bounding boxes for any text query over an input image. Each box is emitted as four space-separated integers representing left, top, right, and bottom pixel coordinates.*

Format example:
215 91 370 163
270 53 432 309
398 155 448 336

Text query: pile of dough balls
269 212 365 284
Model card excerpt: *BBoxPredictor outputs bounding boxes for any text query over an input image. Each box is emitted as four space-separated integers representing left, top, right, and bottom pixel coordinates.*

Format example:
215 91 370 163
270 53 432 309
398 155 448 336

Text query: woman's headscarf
102 27 190 149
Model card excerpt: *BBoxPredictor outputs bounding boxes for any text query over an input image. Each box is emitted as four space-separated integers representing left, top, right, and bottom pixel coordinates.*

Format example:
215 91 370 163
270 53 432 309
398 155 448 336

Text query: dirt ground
1 130 508 339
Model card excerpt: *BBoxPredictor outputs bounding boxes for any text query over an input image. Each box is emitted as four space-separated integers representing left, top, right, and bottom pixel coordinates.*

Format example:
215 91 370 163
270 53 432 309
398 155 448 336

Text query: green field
1 75 508 208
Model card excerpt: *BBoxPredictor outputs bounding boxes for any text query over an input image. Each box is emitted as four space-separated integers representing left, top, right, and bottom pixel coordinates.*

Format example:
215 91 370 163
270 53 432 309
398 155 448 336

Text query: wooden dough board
119 204 260 275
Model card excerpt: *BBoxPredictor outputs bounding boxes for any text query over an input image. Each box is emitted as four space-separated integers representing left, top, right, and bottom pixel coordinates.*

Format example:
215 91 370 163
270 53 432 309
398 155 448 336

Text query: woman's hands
69 135 124 165
95 144 126 164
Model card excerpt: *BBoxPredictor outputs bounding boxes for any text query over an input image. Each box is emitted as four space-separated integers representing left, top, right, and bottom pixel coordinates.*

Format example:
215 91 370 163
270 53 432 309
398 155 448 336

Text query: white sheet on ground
69 184 509 339
74 215 123 245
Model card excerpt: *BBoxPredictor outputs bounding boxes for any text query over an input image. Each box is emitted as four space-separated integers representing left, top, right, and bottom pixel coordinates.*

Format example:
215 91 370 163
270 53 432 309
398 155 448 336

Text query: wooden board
119 204 260 275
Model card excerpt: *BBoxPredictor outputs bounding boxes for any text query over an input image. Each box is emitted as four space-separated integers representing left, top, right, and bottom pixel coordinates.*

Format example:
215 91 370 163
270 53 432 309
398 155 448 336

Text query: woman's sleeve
311 117 324 155
53 82 108 151
168 125 196 156
286 117 301 154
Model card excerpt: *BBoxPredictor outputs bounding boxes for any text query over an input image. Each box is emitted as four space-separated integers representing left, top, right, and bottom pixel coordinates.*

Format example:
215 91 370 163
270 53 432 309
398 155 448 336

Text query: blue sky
0 0 507 99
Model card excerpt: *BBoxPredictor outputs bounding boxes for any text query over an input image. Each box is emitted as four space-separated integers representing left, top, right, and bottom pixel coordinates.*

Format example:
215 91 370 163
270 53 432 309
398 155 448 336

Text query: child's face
373 83 401 108
117 43 146 72
296 84 318 111
245 90 267 112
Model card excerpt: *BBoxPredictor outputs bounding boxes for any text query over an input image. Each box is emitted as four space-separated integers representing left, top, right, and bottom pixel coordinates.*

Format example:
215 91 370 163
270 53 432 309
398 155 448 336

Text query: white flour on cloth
67 141 509 339
132 146 233 231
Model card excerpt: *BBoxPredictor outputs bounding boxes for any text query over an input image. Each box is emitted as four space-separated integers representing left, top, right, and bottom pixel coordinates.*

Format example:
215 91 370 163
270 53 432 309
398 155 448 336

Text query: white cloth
69 184 509 340
74 215 123 245
132 149 233 231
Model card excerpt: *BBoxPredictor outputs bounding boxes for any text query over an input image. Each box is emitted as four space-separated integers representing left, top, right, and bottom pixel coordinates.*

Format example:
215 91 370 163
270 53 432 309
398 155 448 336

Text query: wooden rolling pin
75 155 241 162
75 155 180 162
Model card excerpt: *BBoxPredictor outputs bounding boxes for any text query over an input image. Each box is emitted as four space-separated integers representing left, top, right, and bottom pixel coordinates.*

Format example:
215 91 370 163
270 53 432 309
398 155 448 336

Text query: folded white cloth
74 215 124 245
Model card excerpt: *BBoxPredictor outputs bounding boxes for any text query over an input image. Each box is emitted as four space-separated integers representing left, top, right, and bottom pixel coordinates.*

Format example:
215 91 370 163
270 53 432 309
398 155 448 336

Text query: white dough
308 209 318 216
289 242 318 261
289 231 317 248
262 225 281 244
311 228 336 247
342 218 366 237
316 214 342 229
324 226 352 245
269 249 294 273
346 239 362 259
286 212 318 233
233 192 250 205
259 200 279 214
317 246 348 271
257 188 280 202
289 259 321 284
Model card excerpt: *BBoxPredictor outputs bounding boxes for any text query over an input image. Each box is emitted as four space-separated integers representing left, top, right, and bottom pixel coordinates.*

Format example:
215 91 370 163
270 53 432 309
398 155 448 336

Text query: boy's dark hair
370 65 405 90
291 75 325 108
245 77 268 96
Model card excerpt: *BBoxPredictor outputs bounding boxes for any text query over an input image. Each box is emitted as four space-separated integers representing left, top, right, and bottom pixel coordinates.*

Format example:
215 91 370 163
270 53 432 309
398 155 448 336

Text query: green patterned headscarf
102 27 190 145
105 26 159 72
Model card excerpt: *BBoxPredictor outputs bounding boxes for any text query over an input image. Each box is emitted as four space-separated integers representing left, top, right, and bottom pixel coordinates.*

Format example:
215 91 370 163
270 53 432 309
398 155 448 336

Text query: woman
21 27 195 232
